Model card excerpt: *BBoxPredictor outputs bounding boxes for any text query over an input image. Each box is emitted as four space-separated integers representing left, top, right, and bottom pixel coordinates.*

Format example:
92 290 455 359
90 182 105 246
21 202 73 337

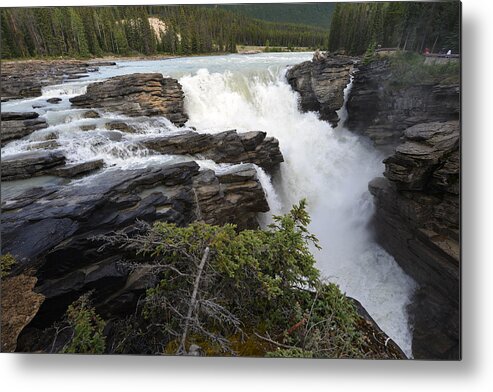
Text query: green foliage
362 41 377 65
388 51 460 87
1 5 328 59
328 2 460 55
266 348 314 358
106 200 377 358
62 293 106 354
0 253 16 278
219 3 334 29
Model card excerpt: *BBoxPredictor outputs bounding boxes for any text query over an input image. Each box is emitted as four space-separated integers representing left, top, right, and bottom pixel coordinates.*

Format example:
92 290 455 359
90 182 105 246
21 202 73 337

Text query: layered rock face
69 73 188 126
286 53 357 127
346 60 460 152
2 161 271 339
2 150 66 181
1 112 48 146
142 130 283 172
1 60 116 101
368 121 460 359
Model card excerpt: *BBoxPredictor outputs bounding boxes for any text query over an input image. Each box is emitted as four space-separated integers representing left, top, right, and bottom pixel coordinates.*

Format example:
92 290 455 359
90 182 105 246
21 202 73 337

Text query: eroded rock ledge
2 161 270 336
1 112 48 146
368 121 459 359
286 52 357 127
69 73 188 126
143 130 283 172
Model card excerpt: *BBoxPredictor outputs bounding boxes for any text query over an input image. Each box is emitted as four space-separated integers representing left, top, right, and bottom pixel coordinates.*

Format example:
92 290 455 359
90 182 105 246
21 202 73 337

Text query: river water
1 52 417 357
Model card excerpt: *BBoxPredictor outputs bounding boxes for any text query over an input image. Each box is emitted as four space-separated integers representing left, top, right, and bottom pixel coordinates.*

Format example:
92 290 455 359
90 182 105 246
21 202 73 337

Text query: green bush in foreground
61 293 106 354
100 200 374 358
0 253 16 279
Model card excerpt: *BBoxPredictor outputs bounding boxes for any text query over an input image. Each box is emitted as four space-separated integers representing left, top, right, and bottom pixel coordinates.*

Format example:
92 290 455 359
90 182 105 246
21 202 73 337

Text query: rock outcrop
69 73 188 126
1 111 48 146
142 130 283 172
286 53 357 127
368 121 460 359
2 161 271 339
347 59 460 153
1 60 116 101
2 150 66 181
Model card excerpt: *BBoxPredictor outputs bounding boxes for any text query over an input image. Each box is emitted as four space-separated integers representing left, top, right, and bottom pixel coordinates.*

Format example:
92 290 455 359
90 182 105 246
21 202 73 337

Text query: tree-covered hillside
0 5 328 59
219 3 334 29
328 1 460 55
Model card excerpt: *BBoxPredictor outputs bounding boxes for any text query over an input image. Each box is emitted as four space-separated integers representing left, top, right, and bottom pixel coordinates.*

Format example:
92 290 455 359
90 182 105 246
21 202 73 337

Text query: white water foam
179 67 417 357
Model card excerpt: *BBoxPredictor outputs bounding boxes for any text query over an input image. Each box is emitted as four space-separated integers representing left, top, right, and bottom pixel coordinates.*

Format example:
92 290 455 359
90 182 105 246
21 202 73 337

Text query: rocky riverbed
0 60 117 101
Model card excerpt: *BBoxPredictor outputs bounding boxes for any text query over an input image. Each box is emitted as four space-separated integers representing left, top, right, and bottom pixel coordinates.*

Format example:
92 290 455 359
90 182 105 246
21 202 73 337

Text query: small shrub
62 293 106 354
0 253 16 278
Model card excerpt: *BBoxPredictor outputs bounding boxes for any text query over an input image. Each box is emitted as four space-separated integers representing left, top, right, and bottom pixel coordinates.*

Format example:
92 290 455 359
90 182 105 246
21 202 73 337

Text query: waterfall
180 67 417 357
1 54 417 357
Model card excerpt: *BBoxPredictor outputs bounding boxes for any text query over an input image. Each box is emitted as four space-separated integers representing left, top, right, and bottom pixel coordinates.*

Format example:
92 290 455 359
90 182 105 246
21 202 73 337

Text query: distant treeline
328 1 460 55
0 5 328 59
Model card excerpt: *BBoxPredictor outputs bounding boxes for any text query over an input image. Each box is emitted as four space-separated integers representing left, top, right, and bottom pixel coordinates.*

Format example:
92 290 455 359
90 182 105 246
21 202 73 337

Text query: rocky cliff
286 53 460 359
346 59 460 153
286 53 357 127
369 121 460 359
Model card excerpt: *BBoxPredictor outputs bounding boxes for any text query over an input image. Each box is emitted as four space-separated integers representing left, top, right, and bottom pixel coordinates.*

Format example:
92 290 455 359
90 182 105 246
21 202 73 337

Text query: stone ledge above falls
69 73 188 126
368 120 460 359
142 129 283 172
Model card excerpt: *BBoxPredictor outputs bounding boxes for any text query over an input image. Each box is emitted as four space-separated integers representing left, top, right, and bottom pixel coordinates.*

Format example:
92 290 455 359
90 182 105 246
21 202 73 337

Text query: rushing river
1 52 416 356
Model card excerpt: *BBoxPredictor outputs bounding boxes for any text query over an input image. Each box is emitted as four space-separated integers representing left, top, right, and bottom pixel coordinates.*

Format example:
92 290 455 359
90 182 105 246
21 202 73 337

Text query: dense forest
0 5 328 59
219 3 335 28
328 1 460 55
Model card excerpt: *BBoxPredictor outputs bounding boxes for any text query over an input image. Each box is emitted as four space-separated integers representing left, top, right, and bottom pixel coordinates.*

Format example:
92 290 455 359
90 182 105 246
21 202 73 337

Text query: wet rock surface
1 111 48 146
346 60 459 153
368 121 460 359
2 150 66 181
52 159 105 178
1 60 116 101
286 52 357 127
142 130 283 172
69 73 188 126
2 160 271 335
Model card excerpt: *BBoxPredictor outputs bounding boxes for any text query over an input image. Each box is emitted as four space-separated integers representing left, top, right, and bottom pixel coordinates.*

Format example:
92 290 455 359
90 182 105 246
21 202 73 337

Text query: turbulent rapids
1 53 416 356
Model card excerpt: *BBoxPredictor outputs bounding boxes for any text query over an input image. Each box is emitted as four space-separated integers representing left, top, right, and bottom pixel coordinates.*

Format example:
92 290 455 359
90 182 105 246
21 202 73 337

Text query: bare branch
177 246 210 355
